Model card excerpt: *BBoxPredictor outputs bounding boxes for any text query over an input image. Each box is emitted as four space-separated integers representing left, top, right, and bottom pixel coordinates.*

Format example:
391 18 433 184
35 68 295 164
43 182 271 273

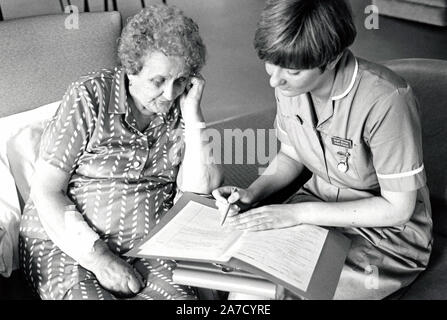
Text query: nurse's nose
269 68 286 88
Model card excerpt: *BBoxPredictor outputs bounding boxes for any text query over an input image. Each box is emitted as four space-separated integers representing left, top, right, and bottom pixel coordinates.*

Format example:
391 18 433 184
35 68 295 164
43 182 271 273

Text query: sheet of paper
137 201 242 262
232 225 328 292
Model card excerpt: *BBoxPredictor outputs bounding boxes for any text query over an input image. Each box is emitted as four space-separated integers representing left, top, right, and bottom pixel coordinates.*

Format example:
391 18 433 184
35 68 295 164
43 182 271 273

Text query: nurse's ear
326 52 345 71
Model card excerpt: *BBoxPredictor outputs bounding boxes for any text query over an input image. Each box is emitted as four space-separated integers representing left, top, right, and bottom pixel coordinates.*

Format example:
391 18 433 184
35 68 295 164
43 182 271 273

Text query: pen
220 187 237 226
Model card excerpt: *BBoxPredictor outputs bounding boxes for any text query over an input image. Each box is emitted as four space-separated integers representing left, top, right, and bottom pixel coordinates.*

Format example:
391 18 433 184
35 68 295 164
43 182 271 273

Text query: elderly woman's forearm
178 160 224 193
178 127 223 193
30 184 103 269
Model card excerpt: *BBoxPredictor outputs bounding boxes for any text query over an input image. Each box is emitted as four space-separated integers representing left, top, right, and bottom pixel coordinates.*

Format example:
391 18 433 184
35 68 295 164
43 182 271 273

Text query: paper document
137 200 328 292
137 201 242 261
233 225 327 292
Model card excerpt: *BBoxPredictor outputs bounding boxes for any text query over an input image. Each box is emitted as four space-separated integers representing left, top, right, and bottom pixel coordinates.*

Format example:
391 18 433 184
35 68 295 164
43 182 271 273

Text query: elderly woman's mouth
157 100 173 108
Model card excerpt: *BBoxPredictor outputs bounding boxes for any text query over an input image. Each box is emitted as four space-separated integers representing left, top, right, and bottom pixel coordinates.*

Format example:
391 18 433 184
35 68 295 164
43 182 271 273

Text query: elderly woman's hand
179 74 206 125
86 241 145 297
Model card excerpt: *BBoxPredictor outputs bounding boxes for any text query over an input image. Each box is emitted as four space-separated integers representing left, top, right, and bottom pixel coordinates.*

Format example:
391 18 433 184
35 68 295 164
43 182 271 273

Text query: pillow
0 155 19 277
7 120 51 205
0 100 60 277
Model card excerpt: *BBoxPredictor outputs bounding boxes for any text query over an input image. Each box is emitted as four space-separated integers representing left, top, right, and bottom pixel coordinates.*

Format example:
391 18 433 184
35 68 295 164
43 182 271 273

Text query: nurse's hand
227 204 302 232
212 186 254 221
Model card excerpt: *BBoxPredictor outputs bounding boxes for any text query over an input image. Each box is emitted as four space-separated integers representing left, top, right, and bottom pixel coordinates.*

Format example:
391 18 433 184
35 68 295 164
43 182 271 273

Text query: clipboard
126 192 351 300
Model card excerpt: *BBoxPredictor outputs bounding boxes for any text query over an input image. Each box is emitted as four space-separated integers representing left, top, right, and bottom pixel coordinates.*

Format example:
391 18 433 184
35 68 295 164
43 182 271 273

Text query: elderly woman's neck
127 94 156 131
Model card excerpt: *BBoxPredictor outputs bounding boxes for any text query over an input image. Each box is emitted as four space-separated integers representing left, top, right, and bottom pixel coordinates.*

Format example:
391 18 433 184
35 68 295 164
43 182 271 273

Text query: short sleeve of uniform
39 83 96 174
273 92 292 146
368 87 426 192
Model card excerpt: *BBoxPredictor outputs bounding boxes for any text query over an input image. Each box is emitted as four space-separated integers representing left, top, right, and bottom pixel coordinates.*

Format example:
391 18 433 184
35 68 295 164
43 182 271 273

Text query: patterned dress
19 67 196 300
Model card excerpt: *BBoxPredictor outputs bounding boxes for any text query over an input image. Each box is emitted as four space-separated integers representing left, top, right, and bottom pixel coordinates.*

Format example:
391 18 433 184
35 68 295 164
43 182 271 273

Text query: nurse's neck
309 67 337 104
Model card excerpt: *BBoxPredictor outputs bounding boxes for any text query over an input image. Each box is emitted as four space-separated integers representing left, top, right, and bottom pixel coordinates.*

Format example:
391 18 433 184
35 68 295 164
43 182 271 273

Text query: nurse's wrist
244 187 261 205
293 202 311 225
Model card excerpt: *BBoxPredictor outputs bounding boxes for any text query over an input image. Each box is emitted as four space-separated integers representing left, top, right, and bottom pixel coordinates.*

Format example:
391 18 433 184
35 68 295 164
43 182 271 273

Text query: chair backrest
0 11 122 117
0 0 62 20
384 59 447 236
116 0 164 26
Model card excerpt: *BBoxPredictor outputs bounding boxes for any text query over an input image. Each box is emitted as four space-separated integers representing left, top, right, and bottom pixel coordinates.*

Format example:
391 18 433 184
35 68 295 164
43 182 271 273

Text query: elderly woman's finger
191 75 205 85
134 268 146 288
187 76 205 99
127 273 142 294
191 72 204 80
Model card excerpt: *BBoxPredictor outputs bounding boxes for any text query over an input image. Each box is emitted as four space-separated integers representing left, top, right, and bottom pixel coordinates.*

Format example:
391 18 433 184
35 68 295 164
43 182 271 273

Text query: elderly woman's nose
162 82 176 100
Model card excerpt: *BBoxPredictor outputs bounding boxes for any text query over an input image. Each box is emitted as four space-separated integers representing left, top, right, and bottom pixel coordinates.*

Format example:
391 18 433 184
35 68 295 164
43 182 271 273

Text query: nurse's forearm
298 193 416 228
247 151 304 204
179 126 224 194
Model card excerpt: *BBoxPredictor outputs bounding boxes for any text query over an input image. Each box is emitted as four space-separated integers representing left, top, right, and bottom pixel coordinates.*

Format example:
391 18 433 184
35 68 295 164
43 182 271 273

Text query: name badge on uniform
331 136 353 149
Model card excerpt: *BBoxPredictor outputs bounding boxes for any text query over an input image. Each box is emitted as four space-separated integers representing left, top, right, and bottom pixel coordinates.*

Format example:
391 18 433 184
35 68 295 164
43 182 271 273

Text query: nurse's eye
287 70 301 76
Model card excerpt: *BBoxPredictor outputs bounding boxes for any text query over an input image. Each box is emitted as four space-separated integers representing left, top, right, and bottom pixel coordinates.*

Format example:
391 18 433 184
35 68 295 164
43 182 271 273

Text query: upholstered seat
382 59 447 299
0 12 122 299
0 12 122 118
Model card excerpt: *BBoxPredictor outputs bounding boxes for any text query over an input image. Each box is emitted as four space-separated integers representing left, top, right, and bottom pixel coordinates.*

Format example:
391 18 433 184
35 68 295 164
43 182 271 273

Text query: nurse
213 0 432 299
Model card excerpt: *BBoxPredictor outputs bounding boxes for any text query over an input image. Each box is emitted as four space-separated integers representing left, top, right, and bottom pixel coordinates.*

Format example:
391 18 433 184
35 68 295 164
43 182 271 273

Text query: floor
169 0 447 123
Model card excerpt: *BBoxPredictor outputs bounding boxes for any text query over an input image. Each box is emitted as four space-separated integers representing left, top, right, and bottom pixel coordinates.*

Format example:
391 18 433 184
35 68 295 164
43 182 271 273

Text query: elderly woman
213 0 432 299
19 4 222 300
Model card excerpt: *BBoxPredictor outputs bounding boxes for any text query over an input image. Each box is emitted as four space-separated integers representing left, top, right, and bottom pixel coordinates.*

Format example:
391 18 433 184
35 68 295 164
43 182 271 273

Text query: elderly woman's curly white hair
118 4 206 75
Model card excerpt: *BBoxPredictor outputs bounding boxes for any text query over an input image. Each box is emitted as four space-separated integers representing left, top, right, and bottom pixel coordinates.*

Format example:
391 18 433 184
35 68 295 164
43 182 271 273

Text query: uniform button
133 161 142 169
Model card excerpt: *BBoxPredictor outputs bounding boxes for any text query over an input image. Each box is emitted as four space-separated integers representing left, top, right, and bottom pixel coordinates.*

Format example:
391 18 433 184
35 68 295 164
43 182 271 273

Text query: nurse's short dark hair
254 0 356 70
118 4 206 75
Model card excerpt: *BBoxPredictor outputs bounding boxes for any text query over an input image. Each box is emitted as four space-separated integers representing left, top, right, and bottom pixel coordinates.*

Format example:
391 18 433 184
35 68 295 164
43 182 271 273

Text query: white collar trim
331 58 359 101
